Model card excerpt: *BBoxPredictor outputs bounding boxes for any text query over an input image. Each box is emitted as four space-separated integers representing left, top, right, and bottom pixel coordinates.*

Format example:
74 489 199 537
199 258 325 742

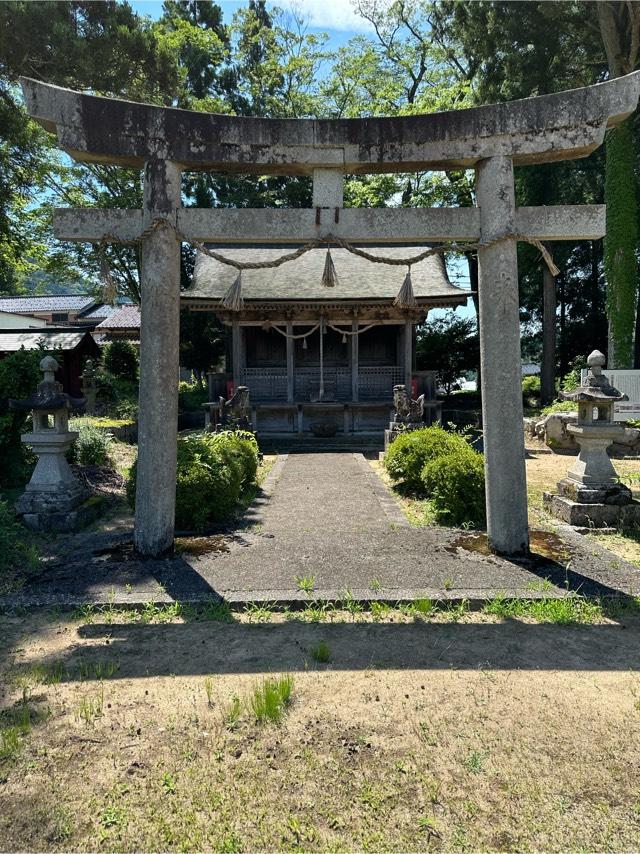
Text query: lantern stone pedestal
543 350 640 528
10 356 101 532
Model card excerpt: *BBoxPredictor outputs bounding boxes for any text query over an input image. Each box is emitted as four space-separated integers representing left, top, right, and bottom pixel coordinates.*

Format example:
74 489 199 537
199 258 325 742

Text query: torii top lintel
21 73 640 175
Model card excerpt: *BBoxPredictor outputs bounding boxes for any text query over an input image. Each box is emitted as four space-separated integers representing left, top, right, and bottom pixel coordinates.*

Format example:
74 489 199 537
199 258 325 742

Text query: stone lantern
10 355 90 531
544 350 640 527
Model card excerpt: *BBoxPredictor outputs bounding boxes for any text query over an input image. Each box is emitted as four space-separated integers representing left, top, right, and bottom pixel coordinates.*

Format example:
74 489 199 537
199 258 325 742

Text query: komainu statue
392 384 425 425
219 385 252 431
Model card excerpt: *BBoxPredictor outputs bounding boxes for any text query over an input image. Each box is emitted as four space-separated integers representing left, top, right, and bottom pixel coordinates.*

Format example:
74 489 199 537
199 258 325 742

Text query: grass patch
483 594 603 624
250 675 294 724
310 640 331 663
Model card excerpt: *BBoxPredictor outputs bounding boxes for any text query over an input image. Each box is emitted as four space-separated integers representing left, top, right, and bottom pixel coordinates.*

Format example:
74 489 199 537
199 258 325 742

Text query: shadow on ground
14 614 640 678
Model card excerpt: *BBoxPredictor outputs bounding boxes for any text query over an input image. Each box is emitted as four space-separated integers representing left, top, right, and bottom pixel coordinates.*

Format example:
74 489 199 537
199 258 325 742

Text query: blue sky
130 0 371 48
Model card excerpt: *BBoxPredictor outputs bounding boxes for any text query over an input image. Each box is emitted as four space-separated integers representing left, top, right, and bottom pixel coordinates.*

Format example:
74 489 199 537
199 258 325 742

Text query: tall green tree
597 1 640 368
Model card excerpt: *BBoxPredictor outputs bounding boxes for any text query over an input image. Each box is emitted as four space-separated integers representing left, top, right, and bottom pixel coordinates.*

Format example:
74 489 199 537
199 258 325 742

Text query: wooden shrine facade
183 245 467 435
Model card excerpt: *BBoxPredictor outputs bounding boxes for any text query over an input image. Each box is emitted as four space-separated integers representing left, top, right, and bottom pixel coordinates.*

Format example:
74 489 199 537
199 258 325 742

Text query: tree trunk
598 2 640 368
541 246 557 405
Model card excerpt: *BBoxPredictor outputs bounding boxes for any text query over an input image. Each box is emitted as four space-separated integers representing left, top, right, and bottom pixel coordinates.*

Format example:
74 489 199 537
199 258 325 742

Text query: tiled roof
185 245 469 305
0 330 89 351
0 295 97 313
77 303 118 321
96 305 141 329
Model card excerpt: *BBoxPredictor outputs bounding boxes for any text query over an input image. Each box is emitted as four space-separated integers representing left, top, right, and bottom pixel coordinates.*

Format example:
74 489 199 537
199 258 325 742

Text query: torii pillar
134 159 182 555
476 156 529 554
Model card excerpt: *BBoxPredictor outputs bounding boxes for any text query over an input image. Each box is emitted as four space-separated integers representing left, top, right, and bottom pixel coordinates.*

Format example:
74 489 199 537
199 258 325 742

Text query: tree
416 313 479 396
597 1 640 368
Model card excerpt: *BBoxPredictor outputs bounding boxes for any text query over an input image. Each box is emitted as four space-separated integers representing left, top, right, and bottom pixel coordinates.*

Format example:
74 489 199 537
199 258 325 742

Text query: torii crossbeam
20 72 640 557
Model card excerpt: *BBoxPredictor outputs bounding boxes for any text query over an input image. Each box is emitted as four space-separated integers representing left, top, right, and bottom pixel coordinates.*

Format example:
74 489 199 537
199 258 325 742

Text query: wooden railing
241 365 405 402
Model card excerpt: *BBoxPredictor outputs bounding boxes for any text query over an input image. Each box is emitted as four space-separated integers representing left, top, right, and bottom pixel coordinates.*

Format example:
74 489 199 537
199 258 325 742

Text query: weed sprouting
463 750 486 774
369 578 382 592
78 659 119 681
204 677 214 707
224 695 242 731
295 575 316 595
250 675 294 724
370 601 392 621
0 726 21 761
310 641 331 663
244 602 274 623
161 772 177 794
75 686 105 725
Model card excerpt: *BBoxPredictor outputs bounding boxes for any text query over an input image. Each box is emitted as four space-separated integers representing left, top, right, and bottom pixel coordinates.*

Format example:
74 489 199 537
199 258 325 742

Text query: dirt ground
2 607 640 853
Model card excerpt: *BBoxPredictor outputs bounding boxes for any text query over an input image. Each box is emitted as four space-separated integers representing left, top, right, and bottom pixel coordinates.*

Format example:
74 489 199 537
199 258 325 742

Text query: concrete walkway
3 452 640 607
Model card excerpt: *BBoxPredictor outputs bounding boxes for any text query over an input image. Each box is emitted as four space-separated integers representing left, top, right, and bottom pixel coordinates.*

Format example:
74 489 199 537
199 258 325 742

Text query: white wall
0 311 47 329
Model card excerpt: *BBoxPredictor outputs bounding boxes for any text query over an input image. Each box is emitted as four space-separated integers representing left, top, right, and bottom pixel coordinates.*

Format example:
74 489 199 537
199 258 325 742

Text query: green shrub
210 430 259 489
421 447 486 528
384 426 472 492
560 356 586 393
126 431 259 532
68 422 113 466
103 340 138 382
522 375 541 403
178 381 208 412
541 400 578 416
0 349 42 486
0 499 39 591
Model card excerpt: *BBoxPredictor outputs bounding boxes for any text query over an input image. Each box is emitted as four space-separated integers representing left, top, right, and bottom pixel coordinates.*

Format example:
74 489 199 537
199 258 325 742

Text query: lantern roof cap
561 351 627 403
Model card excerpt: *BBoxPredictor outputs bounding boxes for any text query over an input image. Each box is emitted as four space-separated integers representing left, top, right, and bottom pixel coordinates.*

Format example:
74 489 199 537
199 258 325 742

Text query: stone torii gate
20 72 640 558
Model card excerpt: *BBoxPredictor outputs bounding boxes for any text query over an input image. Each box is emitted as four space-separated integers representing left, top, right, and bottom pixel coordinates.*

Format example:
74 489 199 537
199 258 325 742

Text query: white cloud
277 0 375 33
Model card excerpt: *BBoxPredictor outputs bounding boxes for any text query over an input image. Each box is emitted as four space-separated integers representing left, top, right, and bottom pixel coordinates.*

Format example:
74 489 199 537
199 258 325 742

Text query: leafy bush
0 499 39 592
0 349 42 486
210 430 259 489
96 372 138 419
421 447 486 528
541 400 578 416
384 426 472 492
126 430 259 532
178 380 208 412
103 340 138 381
68 422 113 466
522 375 541 403
560 356 586 393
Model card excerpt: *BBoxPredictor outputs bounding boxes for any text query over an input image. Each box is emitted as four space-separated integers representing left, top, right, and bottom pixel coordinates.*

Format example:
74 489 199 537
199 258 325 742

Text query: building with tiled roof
95 305 141 341
0 295 97 325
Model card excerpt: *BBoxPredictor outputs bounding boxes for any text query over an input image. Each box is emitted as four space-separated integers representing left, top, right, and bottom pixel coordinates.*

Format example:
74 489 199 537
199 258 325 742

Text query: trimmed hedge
384 426 472 491
421 447 486 528
126 430 259 532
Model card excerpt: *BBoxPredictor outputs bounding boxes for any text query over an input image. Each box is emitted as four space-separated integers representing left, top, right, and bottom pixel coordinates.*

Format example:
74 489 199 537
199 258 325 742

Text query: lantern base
543 491 640 528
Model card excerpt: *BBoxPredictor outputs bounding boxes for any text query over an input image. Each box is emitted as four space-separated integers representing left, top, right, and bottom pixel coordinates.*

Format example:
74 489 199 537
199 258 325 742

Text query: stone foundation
15 485 104 532
543 491 640 528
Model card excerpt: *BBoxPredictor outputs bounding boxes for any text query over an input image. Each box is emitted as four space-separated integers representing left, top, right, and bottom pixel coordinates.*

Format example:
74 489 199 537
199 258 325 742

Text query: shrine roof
184 245 468 306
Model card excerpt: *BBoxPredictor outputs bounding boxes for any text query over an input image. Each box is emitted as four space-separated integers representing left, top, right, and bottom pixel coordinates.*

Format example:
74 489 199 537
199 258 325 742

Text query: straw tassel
322 247 338 288
220 270 244 311
394 266 417 308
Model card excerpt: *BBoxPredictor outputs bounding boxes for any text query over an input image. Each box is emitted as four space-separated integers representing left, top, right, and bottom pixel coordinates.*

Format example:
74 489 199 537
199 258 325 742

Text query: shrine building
182 244 468 436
